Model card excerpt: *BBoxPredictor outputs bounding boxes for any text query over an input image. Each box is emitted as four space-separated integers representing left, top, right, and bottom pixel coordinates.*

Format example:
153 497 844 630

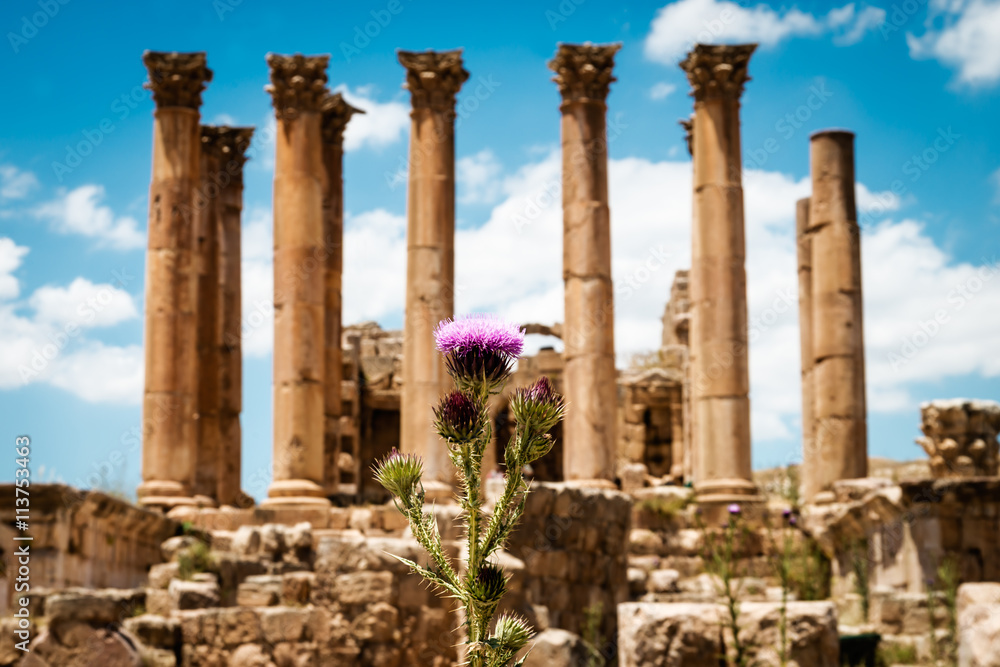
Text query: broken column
549 43 620 486
216 126 254 507
398 49 468 495
680 44 757 502
320 93 362 497
263 54 330 508
917 399 1000 477
192 126 224 505
137 51 212 510
805 130 867 499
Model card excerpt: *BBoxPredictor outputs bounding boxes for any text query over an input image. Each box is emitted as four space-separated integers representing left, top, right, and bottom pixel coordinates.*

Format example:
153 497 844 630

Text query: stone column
192 126 224 505
216 127 254 507
806 130 867 499
549 43 620 486
320 93 362 497
398 49 468 495
680 44 757 502
137 51 212 510
796 197 818 499
263 54 331 508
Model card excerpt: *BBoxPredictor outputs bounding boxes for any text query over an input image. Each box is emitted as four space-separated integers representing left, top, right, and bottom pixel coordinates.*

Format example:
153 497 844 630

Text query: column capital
320 93 364 145
216 126 255 169
548 42 621 104
680 43 756 102
265 53 330 121
397 49 469 111
679 115 694 156
143 51 212 109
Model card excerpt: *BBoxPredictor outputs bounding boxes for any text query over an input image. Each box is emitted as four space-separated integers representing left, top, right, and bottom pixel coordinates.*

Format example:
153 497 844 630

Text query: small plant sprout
372 314 565 667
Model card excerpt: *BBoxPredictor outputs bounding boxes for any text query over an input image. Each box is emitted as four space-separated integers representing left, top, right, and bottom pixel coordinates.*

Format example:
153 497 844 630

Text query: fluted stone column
681 44 757 502
217 127 254 507
805 130 867 500
320 93 362 497
137 51 212 510
549 43 620 486
263 54 331 508
192 126 224 505
398 49 468 495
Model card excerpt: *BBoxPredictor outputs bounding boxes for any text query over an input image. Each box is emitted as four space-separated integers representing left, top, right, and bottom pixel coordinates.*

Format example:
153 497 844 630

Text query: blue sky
1 0 998 499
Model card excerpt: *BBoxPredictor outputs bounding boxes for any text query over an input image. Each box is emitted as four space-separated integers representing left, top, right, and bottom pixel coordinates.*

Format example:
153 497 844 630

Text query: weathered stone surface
169 579 220 610
520 628 592 667
228 643 274 667
737 601 839 667
918 399 1000 477
45 588 145 627
618 602 722 667
237 575 283 607
958 583 1000 667
21 625 140 667
149 562 181 590
123 614 180 649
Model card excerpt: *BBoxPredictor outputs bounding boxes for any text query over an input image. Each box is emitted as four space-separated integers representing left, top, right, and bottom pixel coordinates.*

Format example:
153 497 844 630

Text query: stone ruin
2 42 1000 667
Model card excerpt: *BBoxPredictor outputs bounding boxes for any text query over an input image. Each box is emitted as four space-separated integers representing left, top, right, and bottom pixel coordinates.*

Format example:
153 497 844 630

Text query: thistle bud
510 376 565 435
434 391 481 443
372 448 423 503
468 563 507 604
491 613 532 654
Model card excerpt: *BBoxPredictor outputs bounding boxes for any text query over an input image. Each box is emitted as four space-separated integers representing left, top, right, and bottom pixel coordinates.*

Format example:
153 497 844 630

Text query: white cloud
644 0 884 64
0 237 29 300
240 207 275 358
0 241 142 403
907 0 1000 87
343 209 407 324
29 277 138 328
47 342 143 404
0 165 39 200
34 185 145 250
649 82 678 100
335 85 410 152
458 150 503 204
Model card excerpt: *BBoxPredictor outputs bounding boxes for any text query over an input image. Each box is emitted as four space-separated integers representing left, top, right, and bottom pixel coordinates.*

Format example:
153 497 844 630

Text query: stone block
282 571 315 606
260 606 311 643
519 628 591 667
333 571 394 605
618 602 723 667
148 562 180 590
122 614 179 650
169 579 220 610
237 575 283 607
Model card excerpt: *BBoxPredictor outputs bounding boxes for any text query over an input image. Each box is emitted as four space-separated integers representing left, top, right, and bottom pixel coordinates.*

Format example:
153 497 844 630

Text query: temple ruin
2 43 1000 667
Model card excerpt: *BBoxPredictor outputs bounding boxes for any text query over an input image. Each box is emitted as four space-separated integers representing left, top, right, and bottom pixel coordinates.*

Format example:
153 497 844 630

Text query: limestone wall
0 484 177 615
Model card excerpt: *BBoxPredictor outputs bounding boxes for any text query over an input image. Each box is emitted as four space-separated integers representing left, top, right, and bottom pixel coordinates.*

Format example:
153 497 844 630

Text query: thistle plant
372 315 565 667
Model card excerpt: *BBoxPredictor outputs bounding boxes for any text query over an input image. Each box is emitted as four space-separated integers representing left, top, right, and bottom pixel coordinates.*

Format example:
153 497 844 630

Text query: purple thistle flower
435 315 525 357
435 315 525 390
788 515 798 526
728 503 741 516
782 508 792 518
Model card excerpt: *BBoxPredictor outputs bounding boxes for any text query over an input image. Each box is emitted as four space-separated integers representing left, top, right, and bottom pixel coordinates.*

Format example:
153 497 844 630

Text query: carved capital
321 93 364 145
680 44 756 102
143 51 212 109
397 49 469 111
265 53 330 121
679 115 694 156
213 126 255 170
548 42 621 104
